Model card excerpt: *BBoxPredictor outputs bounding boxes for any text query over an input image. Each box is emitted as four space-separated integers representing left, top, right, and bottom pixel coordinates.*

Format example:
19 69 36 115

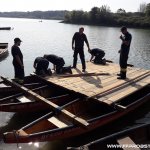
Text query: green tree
98 5 112 24
146 3 150 16
117 8 126 14
138 2 147 13
89 7 100 23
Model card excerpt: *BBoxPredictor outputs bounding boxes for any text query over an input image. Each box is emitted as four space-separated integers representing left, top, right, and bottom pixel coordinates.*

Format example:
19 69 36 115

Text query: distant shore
0 9 150 29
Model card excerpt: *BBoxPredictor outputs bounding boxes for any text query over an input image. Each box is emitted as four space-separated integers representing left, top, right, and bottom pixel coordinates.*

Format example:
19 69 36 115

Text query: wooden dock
45 62 150 105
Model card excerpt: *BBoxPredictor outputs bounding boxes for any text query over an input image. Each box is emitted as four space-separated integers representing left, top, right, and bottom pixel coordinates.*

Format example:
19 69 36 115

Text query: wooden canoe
68 123 150 150
3 84 150 143
0 75 45 92
0 43 8 58
0 75 82 112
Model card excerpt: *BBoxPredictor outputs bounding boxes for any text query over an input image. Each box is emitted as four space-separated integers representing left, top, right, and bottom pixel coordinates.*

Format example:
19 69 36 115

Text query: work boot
82 69 86 72
117 73 122 76
117 76 126 79
117 72 126 79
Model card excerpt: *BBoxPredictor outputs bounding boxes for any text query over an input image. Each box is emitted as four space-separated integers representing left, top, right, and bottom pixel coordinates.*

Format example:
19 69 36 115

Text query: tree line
64 3 150 28
0 11 66 20
0 3 150 28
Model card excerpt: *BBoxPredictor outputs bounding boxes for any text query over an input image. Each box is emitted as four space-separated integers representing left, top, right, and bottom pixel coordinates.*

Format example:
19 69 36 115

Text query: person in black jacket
11 38 24 83
44 54 72 74
118 26 132 79
89 48 106 65
72 27 90 72
33 57 51 76
44 54 64 73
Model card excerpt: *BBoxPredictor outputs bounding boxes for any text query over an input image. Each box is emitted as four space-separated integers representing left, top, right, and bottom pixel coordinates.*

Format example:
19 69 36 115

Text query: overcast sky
0 0 150 12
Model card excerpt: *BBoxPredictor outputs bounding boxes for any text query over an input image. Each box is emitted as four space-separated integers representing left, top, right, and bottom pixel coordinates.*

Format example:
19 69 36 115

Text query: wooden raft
45 62 150 105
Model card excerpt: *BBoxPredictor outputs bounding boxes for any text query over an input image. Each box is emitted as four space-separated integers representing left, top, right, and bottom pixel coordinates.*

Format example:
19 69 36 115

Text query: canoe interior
0 75 81 106
22 84 150 134
24 100 115 134
0 43 8 49
87 124 150 150
0 84 75 105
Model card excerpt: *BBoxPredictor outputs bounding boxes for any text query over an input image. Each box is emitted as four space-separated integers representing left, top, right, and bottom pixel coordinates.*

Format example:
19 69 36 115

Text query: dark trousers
119 51 129 69
56 66 63 74
56 58 65 74
94 54 105 64
36 60 49 75
73 48 86 70
13 65 25 80
119 50 129 77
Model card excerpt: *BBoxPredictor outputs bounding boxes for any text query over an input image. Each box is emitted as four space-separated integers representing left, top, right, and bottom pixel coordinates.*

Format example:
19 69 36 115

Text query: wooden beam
89 70 150 99
1 76 89 127
58 72 110 78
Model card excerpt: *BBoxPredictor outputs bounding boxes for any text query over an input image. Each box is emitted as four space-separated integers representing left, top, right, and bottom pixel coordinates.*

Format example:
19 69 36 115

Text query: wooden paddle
1 76 89 128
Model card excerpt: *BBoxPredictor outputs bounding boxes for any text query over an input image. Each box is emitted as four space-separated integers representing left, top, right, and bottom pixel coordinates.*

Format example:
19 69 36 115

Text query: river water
0 18 150 150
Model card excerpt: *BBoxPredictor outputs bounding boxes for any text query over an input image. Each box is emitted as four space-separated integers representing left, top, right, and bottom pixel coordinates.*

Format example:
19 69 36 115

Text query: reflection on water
0 18 149 149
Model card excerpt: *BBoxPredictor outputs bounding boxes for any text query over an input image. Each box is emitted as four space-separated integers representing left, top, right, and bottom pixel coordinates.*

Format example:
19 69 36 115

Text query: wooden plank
80 68 142 92
48 117 68 128
1 76 89 127
48 66 117 86
58 72 109 78
140 75 150 84
107 81 147 103
49 68 141 95
17 129 28 136
117 136 140 150
47 68 148 98
97 72 150 105
91 70 150 98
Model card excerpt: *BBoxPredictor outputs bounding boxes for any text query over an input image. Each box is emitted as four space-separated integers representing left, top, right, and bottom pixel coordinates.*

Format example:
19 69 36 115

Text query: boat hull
3 92 150 143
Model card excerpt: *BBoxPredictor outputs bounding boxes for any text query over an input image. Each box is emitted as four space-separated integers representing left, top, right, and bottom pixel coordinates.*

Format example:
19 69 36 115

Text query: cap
14 38 22 43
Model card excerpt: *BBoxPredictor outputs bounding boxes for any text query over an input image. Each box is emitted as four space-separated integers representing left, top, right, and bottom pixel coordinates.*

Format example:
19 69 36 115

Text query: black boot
117 72 126 79
117 73 122 76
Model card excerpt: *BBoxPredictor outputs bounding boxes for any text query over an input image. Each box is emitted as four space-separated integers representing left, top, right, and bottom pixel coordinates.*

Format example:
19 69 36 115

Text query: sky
0 0 150 12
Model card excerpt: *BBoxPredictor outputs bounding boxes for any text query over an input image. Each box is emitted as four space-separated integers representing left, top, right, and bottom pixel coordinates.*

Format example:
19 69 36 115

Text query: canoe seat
0 83 9 87
18 129 28 136
17 96 32 102
117 136 140 150
48 117 68 128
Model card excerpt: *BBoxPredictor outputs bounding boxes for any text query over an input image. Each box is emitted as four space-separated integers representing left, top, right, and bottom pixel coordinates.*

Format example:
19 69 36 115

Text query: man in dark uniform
11 38 24 83
44 54 72 74
72 27 90 72
33 57 52 76
89 48 106 65
118 26 132 79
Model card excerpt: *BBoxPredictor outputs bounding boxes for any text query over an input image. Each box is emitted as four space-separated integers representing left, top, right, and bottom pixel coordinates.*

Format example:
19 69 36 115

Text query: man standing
11 38 24 83
72 27 90 72
118 26 132 79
